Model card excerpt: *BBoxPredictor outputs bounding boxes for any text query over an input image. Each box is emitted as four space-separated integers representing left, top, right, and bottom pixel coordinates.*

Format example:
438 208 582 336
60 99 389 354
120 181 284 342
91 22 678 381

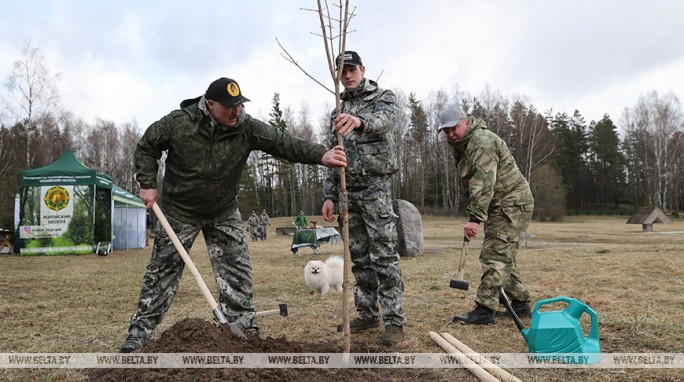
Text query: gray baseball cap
438 104 468 130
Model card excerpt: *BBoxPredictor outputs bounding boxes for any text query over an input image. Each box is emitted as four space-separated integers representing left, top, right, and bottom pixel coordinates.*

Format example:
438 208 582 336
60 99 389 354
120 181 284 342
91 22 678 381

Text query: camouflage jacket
259 212 270 225
448 118 534 223
248 214 259 228
135 96 327 225
323 78 398 202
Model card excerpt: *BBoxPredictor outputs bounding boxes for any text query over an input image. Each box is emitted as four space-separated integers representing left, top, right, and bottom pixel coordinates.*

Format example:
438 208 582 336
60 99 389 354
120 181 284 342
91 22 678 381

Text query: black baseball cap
335 51 363 69
205 78 250 107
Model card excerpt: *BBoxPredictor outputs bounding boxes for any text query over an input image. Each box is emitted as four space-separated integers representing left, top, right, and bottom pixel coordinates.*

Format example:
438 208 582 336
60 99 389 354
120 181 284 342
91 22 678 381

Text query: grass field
1 214 683 381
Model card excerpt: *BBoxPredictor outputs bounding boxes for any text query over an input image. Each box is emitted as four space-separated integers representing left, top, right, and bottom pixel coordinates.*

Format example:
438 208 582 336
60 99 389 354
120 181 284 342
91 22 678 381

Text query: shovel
152 202 246 338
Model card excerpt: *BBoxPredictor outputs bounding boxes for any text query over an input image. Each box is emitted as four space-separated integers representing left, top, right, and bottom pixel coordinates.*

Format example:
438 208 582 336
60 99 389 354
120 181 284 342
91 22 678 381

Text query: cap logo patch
227 82 240 97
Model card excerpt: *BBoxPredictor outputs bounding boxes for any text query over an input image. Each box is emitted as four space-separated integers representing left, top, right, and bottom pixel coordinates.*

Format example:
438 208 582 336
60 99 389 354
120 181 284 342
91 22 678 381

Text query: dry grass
1 214 684 381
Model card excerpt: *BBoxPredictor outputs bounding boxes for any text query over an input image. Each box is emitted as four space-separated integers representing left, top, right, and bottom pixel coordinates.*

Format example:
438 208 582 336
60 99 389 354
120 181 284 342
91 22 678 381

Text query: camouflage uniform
448 118 534 311
258 211 270 240
247 213 259 241
130 94 328 343
323 78 405 327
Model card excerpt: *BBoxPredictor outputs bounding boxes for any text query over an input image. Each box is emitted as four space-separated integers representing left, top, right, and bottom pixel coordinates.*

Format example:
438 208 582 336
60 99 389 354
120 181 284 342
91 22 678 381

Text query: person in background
294 209 307 229
121 77 346 353
259 209 270 240
438 103 534 325
322 51 405 346
248 211 260 241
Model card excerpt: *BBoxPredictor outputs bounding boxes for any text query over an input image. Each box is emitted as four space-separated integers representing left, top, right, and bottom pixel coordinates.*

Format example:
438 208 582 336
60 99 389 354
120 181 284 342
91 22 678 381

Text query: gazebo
626 207 671 232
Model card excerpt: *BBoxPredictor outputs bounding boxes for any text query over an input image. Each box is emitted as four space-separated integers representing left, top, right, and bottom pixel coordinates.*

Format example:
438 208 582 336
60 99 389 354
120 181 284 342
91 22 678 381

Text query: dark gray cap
438 104 468 130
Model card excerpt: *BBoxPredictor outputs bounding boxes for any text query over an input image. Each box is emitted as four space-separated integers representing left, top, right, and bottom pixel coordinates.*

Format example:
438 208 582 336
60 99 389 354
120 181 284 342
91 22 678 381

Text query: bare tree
2 42 61 168
623 91 684 211
509 100 555 181
118 122 143 192
0 125 16 227
391 89 410 201
425 90 452 210
84 119 120 176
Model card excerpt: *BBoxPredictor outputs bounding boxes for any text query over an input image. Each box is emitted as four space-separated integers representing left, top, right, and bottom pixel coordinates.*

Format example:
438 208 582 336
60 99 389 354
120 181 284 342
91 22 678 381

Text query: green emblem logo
44 186 70 212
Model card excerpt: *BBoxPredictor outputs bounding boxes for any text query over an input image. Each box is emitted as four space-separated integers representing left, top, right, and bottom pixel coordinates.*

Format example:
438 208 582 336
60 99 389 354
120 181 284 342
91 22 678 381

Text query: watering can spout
499 288 527 333
520 328 530 343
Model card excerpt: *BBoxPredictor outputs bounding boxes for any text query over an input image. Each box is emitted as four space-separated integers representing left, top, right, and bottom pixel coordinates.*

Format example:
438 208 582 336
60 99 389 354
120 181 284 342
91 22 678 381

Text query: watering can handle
531 296 575 315
586 305 599 341
533 296 599 340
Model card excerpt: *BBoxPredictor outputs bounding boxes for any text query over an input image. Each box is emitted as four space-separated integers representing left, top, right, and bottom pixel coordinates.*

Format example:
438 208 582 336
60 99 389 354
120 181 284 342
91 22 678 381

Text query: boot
337 318 380 333
120 335 146 353
381 325 404 346
453 303 495 325
496 300 531 318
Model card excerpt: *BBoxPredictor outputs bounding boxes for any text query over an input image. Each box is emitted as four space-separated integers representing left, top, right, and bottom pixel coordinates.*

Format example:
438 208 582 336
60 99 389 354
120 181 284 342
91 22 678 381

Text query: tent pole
92 185 97 252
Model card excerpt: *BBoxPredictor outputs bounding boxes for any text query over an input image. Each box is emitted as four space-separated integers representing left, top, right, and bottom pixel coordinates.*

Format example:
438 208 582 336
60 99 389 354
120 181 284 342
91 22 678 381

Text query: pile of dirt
89 318 438 381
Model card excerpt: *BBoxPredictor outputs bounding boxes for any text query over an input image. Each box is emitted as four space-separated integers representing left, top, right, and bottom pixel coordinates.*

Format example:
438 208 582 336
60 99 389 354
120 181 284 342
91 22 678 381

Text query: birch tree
622 91 684 211
2 43 61 168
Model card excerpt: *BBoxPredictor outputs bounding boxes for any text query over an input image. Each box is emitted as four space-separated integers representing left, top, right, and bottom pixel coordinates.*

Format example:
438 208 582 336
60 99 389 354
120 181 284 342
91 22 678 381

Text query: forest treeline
1 45 683 228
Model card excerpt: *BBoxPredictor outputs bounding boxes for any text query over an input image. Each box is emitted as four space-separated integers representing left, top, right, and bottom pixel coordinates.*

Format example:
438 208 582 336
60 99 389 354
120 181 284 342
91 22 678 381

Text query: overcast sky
1 0 683 134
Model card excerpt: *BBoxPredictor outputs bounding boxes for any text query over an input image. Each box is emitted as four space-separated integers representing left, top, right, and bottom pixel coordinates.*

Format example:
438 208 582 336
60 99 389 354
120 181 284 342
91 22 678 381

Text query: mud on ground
89 318 439 382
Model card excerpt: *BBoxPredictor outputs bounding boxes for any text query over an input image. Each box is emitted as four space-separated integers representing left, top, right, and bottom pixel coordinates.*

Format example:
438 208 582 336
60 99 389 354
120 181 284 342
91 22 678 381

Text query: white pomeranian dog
304 256 344 296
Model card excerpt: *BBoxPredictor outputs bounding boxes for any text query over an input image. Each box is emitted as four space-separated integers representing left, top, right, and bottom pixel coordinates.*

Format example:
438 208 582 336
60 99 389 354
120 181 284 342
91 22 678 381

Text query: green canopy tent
16 150 114 255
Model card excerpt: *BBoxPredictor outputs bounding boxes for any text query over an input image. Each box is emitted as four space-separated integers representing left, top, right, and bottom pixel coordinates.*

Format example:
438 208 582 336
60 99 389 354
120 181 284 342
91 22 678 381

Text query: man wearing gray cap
439 103 534 325
121 78 347 352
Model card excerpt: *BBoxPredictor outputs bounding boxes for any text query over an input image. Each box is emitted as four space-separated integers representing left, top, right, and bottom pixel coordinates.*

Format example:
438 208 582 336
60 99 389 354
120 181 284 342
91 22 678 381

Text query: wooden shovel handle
152 202 219 311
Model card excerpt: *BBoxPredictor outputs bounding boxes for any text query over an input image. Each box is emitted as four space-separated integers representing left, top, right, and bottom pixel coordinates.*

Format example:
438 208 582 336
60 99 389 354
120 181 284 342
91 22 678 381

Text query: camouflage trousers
475 204 534 311
260 225 268 240
345 180 406 327
249 226 259 241
127 208 257 342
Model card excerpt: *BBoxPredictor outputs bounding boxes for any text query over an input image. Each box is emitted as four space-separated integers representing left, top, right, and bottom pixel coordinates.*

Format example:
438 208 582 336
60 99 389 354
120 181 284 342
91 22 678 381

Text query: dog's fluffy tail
325 255 344 268
325 255 344 292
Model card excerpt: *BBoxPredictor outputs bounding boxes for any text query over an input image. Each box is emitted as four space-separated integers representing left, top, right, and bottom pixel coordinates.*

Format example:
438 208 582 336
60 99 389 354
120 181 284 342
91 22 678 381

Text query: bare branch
375 69 384 83
275 38 334 94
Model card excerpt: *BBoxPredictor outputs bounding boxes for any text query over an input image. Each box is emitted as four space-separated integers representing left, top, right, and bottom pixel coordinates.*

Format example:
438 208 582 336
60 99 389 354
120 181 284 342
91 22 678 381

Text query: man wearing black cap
322 51 406 346
120 78 347 353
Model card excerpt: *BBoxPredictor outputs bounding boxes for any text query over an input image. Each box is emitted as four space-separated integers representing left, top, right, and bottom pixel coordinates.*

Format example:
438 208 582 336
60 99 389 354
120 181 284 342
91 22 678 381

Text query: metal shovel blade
213 306 247 338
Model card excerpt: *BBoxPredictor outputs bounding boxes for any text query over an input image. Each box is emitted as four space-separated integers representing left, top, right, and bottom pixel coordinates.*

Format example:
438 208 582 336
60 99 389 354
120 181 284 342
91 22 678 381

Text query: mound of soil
89 318 438 381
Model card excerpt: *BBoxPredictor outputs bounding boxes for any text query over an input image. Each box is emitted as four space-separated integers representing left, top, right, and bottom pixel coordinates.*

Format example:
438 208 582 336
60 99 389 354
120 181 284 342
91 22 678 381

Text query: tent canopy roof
113 184 146 208
19 150 113 188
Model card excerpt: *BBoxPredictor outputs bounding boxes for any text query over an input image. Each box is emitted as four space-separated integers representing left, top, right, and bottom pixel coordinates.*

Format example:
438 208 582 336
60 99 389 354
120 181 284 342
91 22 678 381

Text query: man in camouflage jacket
121 77 346 353
258 209 270 240
439 103 534 325
247 211 259 241
322 51 405 346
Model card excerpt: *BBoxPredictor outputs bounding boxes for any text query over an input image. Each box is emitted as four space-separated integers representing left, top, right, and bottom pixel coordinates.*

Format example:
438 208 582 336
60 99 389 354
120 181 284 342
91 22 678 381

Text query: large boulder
393 199 424 257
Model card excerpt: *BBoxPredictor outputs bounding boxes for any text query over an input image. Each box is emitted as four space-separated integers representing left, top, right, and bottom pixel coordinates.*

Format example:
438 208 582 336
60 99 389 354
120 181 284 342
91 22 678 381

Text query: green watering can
500 287 600 364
